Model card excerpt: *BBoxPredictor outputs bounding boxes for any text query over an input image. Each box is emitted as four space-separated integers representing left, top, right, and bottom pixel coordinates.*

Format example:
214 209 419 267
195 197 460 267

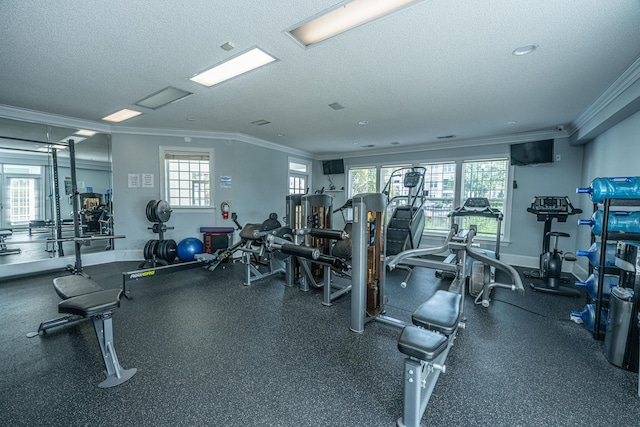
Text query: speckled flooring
1 260 639 426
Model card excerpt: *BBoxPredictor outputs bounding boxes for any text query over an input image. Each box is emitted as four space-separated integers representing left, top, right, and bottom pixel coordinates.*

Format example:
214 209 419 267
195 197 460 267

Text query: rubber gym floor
1 260 639 426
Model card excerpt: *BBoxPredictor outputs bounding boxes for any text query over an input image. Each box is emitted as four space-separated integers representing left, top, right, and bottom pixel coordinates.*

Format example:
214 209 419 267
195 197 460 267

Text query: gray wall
315 137 584 267
111 133 307 255
576 110 640 275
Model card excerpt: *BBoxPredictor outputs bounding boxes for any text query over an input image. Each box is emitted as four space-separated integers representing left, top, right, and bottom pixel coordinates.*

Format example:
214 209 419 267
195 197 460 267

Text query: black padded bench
0 228 21 255
396 290 464 427
28 275 136 388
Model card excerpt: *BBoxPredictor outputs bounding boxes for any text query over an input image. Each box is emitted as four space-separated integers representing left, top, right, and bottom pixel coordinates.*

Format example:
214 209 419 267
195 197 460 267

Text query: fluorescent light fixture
190 47 278 87
75 129 97 137
102 109 142 123
135 86 193 109
38 144 68 152
288 0 424 47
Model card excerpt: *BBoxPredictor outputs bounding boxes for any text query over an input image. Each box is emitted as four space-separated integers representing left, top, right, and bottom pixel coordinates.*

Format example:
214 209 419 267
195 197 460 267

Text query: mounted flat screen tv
322 159 345 175
510 139 554 166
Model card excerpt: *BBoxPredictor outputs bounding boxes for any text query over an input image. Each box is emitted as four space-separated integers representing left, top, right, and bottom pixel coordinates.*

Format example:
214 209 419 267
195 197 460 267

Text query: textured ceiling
1 0 639 158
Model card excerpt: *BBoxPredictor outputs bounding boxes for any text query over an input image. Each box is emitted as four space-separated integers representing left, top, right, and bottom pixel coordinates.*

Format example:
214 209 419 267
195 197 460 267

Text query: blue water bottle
570 304 608 334
577 176 640 203
575 242 617 268
574 273 618 301
578 210 640 235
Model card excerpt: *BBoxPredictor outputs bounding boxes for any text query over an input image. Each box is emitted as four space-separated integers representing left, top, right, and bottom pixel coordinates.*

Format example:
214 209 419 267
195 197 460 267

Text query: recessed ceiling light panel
190 47 278 88
102 109 142 123
135 86 193 110
75 129 97 137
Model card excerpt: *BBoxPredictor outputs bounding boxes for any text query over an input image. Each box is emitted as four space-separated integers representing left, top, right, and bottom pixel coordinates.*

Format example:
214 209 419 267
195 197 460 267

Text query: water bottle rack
588 198 640 342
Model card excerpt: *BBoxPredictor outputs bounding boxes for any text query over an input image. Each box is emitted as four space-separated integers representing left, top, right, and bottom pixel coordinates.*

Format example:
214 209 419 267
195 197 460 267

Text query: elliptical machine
526 196 582 297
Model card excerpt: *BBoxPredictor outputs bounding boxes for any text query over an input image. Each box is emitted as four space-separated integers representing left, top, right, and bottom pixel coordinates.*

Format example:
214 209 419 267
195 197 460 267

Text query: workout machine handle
386 226 457 270
464 229 525 295
304 228 348 240
279 243 320 260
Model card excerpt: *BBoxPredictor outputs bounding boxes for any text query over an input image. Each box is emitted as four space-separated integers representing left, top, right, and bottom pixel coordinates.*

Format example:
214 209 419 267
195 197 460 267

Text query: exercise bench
0 228 21 255
27 275 137 388
396 290 464 427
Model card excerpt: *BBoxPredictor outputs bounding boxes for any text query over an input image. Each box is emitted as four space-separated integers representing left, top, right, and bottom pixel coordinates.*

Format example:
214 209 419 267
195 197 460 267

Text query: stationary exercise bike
526 196 582 297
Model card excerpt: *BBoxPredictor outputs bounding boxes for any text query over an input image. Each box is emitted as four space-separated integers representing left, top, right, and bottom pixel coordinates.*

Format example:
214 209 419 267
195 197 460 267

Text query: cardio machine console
527 196 581 222
404 171 422 188
449 197 503 219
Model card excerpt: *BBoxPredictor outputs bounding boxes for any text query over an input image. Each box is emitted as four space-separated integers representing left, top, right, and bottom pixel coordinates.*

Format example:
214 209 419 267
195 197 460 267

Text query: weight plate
143 239 154 260
156 239 164 260
164 239 177 263
146 200 158 222
156 200 172 223
150 240 159 258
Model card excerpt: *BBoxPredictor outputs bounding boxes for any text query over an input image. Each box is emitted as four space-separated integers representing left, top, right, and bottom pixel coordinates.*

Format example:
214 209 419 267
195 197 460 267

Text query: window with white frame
459 158 508 237
162 149 212 207
421 162 456 232
348 166 377 198
288 158 310 195
2 164 43 227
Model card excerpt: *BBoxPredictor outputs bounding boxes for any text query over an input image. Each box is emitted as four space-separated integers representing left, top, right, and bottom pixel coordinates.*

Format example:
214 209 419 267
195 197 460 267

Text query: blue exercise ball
177 237 203 261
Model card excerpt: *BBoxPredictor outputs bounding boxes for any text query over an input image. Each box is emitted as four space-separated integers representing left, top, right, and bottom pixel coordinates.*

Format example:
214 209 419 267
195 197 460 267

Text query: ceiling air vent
251 119 271 126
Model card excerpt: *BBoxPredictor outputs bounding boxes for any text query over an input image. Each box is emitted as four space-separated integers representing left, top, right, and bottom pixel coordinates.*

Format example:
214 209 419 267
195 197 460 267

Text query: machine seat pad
398 326 448 362
0 229 12 237
412 290 462 335
58 289 122 317
53 275 104 300
239 223 262 240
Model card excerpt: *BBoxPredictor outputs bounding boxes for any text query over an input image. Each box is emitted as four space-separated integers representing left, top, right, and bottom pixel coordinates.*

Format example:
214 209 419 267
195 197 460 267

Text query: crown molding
332 128 565 160
0 104 315 159
110 125 314 158
0 104 112 133
571 54 640 142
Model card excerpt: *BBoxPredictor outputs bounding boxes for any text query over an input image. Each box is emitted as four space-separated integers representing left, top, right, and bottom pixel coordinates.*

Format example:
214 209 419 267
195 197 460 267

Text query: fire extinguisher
221 201 230 219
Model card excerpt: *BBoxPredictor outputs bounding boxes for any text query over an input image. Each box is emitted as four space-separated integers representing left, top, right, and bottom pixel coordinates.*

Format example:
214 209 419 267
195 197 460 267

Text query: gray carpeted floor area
1 260 639 426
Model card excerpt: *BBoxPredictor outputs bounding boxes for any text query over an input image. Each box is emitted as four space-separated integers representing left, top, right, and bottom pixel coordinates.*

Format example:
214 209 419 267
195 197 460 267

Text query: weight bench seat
412 290 462 335
239 223 262 240
398 325 448 362
53 275 104 299
58 288 123 317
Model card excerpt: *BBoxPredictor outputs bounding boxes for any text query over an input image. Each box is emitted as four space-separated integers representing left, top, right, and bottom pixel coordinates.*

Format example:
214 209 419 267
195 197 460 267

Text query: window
421 162 456 232
460 159 508 237
162 149 211 207
420 159 509 238
348 167 377 198
2 165 43 227
288 158 310 195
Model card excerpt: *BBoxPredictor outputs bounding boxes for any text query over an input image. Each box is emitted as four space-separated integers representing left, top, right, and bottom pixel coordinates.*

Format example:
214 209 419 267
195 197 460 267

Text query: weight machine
283 193 352 305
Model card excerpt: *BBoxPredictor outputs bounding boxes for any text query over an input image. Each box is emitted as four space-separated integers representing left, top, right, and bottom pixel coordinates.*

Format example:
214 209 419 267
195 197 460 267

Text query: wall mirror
0 116 113 267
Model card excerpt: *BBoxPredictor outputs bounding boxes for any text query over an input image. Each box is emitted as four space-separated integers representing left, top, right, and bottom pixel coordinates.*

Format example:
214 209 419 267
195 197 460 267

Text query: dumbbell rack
141 200 177 268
